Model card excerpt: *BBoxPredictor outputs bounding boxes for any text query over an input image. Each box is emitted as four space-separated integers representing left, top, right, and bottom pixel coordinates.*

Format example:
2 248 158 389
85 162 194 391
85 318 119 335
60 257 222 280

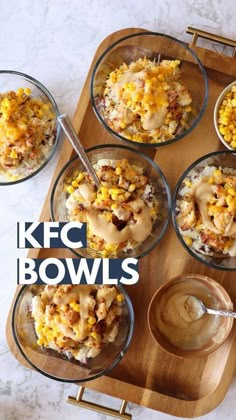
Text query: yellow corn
10 149 18 159
128 183 136 192
184 236 193 246
108 187 124 195
70 302 80 312
116 294 124 302
227 187 236 197
16 88 24 96
72 180 78 188
208 205 224 214
24 87 31 95
207 177 214 184
88 316 96 325
218 84 236 148
77 173 85 182
115 167 122 175
67 185 75 194
37 338 45 346
184 179 192 187
100 186 109 194
119 121 126 129
111 203 118 210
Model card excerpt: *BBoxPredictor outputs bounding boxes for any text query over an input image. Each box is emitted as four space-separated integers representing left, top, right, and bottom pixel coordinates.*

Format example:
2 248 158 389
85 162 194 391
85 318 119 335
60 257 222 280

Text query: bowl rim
50 143 172 259
12 284 135 383
0 69 61 186
147 273 234 358
172 149 236 271
90 31 209 148
213 80 236 151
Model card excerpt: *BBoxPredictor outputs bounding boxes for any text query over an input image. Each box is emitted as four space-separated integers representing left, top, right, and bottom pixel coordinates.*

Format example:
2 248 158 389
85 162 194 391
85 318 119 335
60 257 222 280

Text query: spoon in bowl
58 113 100 189
187 295 236 319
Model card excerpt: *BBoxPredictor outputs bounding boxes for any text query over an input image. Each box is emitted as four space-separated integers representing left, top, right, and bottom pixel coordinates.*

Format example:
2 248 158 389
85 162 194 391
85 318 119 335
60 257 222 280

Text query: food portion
96 58 192 144
176 165 236 257
0 88 56 180
217 84 236 149
155 279 227 351
65 158 159 256
32 285 124 363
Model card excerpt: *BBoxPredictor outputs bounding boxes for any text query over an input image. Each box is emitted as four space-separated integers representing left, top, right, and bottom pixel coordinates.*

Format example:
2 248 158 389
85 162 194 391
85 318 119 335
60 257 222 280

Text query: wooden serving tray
6 28 236 418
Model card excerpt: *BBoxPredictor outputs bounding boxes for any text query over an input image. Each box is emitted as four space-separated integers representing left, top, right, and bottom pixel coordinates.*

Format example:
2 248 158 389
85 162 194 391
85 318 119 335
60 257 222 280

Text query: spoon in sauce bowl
187 295 236 319
58 114 100 189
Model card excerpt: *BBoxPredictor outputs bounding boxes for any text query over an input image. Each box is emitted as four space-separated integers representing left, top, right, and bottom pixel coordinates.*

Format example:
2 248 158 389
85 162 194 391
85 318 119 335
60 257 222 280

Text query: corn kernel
157 74 165 82
119 121 126 129
111 203 118 210
72 180 78 188
24 87 31 95
101 186 109 194
227 187 236 196
208 177 214 184
116 294 124 302
70 302 80 312
109 187 124 195
88 316 96 325
16 88 24 96
10 149 18 159
77 173 84 182
128 183 136 192
184 236 192 246
37 338 44 346
185 105 192 112
184 180 192 187
67 185 75 194
90 331 98 339
115 167 122 175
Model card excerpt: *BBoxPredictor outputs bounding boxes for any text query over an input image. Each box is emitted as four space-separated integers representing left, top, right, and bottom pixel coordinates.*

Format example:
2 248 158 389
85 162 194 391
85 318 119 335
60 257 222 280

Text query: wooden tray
6 27 236 418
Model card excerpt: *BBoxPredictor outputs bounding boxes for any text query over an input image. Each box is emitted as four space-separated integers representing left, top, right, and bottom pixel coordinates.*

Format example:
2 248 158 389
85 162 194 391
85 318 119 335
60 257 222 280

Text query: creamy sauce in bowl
155 278 231 351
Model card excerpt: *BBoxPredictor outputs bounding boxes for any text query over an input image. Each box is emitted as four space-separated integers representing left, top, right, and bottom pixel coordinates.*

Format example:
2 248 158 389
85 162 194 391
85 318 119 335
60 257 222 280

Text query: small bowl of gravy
148 274 234 358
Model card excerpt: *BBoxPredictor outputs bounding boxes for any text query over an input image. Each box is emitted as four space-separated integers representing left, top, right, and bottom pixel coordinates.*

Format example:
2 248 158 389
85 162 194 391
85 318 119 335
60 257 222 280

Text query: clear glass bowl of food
50 144 171 258
148 274 233 358
91 32 208 148
214 81 236 150
12 284 134 382
172 150 236 270
0 70 60 185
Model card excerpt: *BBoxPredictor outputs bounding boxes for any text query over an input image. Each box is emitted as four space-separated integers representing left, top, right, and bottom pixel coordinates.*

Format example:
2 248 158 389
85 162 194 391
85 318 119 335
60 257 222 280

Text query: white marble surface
0 0 236 419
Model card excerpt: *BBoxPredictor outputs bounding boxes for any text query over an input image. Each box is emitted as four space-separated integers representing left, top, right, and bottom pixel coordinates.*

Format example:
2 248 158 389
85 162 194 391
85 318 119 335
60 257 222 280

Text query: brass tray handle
67 386 132 419
186 26 236 57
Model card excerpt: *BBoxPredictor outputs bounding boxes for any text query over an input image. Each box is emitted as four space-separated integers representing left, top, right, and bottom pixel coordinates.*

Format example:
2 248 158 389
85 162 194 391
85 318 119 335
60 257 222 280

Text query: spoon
57 113 100 189
188 295 236 319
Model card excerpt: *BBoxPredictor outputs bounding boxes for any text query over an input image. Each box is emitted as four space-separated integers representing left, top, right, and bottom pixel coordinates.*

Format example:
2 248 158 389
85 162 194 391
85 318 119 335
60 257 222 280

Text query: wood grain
6 28 236 417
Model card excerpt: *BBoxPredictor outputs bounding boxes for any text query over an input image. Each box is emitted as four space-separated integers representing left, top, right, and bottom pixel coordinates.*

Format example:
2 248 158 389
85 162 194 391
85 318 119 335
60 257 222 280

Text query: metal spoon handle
58 114 100 189
206 308 236 318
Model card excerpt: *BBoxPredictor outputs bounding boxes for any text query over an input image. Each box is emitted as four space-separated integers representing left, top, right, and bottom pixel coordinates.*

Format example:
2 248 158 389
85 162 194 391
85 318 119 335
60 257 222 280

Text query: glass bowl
90 32 208 148
12 285 134 382
214 81 236 150
0 70 60 185
148 274 233 358
172 150 236 270
50 144 171 258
